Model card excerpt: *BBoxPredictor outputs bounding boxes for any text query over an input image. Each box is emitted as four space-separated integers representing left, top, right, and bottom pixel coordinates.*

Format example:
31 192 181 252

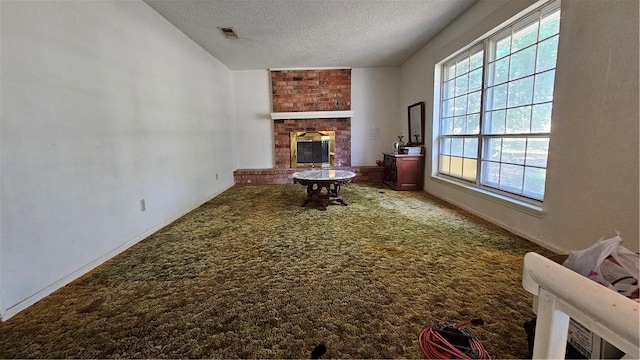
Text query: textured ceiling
143 0 477 70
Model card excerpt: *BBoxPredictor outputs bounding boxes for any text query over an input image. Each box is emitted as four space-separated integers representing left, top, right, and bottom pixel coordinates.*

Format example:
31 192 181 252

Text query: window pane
451 138 464 157
505 106 532 133
455 75 469 96
457 56 470 75
454 95 467 116
509 46 536 80
482 161 500 187
453 116 466 134
533 70 555 103
489 58 510 86
440 137 451 155
464 137 478 158
512 18 539 53
487 84 507 110
539 7 560 40
494 34 511 60
499 163 524 192
485 110 506 134
467 91 481 114
485 137 502 162
466 114 480 134
462 158 477 181
450 156 463 178
536 36 559 72
442 117 453 135
440 155 451 174
524 167 546 200
507 76 534 107
443 79 456 100
531 103 552 132
443 98 454 117
470 50 484 70
502 138 526 165
525 138 549 167
444 63 456 81
469 68 483 91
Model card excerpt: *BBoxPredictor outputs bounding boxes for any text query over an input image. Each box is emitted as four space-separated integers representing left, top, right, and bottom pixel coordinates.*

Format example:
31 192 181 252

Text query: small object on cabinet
403 146 422 155
392 135 404 154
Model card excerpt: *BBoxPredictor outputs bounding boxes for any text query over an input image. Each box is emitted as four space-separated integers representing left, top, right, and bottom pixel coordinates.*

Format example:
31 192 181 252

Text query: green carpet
0 183 554 358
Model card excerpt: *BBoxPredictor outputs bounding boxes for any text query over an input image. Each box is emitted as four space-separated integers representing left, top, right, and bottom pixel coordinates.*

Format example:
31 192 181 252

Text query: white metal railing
522 252 640 359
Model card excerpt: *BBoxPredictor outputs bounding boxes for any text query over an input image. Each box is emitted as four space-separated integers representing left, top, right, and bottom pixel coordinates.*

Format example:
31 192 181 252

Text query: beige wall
1 0 236 320
232 70 274 169
543 0 639 252
401 0 639 253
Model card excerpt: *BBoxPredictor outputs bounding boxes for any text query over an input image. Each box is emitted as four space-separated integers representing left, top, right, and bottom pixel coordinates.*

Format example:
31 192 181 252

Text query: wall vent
218 27 238 39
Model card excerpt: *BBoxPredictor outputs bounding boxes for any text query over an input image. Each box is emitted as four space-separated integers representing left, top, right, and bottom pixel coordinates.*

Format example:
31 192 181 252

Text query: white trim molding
269 67 351 71
431 175 545 218
270 110 354 120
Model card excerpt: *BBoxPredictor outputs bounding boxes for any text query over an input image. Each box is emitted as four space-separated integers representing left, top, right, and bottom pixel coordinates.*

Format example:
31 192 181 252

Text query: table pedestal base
300 181 348 211
292 170 356 211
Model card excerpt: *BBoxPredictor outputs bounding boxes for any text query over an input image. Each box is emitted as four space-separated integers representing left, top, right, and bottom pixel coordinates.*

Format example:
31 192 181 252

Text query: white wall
232 70 273 169
400 0 639 253
351 68 400 166
0 0 236 320
232 68 401 168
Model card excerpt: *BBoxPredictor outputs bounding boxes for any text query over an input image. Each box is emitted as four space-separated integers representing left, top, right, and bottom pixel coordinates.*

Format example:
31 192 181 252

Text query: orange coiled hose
418 320 491 360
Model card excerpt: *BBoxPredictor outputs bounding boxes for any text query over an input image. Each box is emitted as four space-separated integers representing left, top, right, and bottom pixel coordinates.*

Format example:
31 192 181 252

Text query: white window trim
431 0 558 209
432 174 545 217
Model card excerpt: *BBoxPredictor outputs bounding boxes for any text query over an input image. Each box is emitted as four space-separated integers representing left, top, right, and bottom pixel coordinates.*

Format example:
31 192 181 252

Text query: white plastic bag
562 236 621 276
562 235 639 298
607 244 640 297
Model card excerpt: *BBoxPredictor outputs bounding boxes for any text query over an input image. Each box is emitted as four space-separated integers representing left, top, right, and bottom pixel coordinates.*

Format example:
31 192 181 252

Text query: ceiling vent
218 27 238 39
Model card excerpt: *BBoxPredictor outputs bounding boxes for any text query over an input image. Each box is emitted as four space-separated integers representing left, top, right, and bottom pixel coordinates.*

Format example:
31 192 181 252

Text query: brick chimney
271 69 352 168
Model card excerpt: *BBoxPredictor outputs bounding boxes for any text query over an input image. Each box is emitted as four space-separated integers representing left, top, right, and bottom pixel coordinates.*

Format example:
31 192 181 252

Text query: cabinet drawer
384 155 396 168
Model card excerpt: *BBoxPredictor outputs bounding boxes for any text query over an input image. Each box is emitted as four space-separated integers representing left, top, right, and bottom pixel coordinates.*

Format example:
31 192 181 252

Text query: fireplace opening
298 141 329 164
290 131 335 168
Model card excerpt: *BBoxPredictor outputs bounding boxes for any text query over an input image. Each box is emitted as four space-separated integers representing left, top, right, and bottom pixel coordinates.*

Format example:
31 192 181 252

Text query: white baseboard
427 190 566 255
0 185 232 322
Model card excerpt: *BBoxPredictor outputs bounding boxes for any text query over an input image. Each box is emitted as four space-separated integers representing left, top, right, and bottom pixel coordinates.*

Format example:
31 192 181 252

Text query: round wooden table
292 169 356 210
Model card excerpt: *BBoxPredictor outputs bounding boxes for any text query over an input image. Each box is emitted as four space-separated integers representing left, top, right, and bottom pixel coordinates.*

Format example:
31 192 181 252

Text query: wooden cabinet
382 152 424 191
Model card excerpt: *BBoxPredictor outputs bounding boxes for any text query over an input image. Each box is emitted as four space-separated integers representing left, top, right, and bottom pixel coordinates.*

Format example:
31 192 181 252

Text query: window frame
433 0 560 208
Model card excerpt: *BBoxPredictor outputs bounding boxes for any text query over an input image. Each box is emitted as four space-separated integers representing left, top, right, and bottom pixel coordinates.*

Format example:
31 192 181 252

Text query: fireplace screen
290 131 335 168
298 141 329 163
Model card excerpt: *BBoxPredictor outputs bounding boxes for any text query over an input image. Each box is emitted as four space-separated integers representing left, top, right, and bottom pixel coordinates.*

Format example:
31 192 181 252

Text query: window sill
431 175 546 219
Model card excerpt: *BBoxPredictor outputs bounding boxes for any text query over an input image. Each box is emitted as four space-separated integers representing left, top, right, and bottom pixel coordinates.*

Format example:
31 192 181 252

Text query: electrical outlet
140 199 146 212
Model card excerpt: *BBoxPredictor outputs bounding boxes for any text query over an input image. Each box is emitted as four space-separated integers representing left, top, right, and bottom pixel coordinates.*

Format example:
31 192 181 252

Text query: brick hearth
233 166 384 184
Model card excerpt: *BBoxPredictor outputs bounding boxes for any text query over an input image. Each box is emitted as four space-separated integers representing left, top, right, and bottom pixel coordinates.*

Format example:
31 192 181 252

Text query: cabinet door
396 157 423 190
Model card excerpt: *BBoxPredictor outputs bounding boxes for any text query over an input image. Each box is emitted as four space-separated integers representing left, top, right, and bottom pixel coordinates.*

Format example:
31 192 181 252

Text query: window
437 1 560 202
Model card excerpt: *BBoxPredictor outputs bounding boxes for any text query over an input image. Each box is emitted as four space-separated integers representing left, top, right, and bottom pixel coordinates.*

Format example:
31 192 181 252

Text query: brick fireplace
274 118 350 168
233 69 383 184
272 69 351 168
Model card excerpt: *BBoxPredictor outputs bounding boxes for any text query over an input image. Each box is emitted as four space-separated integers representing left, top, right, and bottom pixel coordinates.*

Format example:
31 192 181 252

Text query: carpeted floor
0 183 554 359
